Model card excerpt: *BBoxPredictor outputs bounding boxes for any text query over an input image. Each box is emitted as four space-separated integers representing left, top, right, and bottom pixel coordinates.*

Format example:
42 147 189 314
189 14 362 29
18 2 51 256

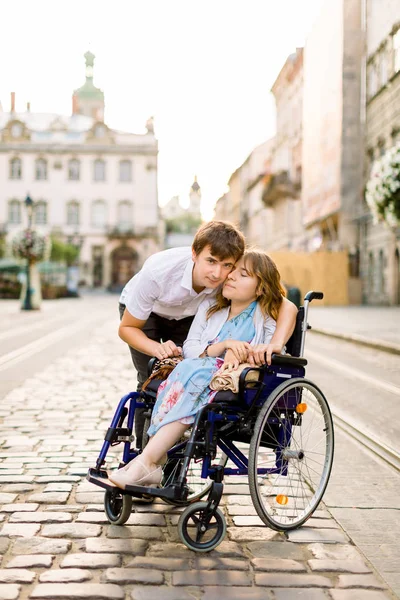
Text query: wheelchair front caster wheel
178 501 226 552
104 489 132 525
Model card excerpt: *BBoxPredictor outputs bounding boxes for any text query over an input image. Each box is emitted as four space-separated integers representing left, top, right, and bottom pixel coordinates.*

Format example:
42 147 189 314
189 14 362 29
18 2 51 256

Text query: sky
1 0 325 219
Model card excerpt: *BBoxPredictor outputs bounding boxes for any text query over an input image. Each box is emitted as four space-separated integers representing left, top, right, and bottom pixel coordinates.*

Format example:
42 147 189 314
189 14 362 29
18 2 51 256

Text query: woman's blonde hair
207 249 286 321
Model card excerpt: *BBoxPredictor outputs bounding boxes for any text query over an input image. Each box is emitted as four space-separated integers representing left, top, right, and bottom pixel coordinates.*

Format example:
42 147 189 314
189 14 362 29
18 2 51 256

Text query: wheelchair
87 291 334 552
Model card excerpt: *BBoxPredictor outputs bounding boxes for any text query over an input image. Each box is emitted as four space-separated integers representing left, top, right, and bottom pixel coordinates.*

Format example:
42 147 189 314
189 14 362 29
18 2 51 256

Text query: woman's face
222 257 258 303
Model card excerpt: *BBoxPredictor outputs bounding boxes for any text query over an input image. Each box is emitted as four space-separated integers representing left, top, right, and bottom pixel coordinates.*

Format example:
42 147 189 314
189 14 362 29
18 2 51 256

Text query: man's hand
154 340 182 360
248 341 284 366
224 340 251 362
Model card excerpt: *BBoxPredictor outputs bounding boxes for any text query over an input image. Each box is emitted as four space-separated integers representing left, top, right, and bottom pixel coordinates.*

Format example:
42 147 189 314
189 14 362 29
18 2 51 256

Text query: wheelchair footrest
87 467 187 502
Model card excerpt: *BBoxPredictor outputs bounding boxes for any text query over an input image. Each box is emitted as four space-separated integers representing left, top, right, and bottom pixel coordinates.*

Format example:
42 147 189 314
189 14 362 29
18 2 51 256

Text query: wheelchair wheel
178 501 226 552
248 378 334 531
104 489 132 525
161 451 228 506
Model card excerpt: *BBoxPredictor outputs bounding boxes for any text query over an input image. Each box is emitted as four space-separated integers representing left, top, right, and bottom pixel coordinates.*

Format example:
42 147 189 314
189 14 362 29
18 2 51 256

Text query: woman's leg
125 421 189 479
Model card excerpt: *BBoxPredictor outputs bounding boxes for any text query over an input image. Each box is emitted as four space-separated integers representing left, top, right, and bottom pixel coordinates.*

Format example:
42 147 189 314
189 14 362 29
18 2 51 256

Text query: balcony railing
262 170 301 207
107 225 159 239
107 225 135 239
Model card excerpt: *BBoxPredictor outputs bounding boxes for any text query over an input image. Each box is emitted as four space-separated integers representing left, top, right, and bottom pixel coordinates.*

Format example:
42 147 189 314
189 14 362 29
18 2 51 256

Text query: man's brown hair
192 221 245 261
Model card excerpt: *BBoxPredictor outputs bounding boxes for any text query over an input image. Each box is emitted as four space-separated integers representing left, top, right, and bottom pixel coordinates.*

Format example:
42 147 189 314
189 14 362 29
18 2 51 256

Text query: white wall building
241 139 275 248
0 52 159 290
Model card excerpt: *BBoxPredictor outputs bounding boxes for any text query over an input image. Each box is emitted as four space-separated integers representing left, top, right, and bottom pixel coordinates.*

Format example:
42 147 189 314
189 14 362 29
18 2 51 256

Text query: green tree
50 237 79 266
165 214 202 234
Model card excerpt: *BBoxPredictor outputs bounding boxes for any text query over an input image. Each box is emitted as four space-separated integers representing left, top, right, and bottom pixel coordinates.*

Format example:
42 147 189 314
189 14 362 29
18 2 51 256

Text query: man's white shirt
119 247 217 321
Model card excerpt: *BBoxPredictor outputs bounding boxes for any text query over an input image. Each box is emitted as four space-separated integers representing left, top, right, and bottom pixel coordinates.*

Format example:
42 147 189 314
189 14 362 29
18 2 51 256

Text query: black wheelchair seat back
285 306 304 357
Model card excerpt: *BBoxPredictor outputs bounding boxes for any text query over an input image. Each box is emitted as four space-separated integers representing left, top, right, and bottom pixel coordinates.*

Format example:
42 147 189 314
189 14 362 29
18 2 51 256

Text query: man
119 221 297 448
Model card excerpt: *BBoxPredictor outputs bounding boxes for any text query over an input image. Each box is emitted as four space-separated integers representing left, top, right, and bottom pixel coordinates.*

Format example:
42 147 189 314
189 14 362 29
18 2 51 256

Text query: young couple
113 221 297 490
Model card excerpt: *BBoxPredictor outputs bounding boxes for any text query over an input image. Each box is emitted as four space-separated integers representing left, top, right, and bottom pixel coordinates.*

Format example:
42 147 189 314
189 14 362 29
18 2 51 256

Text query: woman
109 250 290 490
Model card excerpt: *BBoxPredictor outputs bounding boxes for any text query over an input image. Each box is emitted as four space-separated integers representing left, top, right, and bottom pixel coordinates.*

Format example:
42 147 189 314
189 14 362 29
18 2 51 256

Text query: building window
68 159 80 181
119 160 132 182
378 139 386 157
8 199 21 224
118 201 133 230
368 252 375 295
367 148 375 176
368 63 378 98
11 123 22 138
394 29 400 73
67 201 80 226
9 157 22 180
91 200 107 228
35 158 47 180
94 124 106 138
94 159 106 182
392 128 400 146
35 201 47 225
378 249 385 294
379 50 388 87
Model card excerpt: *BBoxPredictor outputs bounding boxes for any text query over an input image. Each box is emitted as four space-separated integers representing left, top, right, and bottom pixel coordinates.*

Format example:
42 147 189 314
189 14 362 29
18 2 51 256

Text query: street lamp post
22 194 34 311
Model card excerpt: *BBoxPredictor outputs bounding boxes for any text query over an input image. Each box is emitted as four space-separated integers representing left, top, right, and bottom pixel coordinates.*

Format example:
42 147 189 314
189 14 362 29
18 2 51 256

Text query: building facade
240 139 275 247
0 52 159 291
262 48 304 251
301 0 364 302
361 0 400 304
213 140 274 248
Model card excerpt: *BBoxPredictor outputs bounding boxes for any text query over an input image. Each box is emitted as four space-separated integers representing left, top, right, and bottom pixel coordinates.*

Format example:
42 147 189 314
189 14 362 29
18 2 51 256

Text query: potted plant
12 229 50 309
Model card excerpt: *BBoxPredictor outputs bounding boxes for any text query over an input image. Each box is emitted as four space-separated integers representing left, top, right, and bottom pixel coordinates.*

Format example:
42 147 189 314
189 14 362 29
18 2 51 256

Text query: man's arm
119 309 181 360
265 297 297 364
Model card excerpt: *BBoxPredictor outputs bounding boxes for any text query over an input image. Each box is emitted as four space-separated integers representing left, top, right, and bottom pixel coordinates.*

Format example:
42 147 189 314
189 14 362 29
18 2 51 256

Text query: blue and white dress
147 301 257 437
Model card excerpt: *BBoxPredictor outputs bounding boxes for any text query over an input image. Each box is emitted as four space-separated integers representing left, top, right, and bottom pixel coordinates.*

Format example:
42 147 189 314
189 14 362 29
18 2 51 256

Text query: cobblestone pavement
0 317 397 600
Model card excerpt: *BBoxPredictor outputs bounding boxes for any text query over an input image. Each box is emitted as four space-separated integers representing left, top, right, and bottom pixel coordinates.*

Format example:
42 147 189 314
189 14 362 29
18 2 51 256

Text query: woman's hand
224 340 251 362
248 342 282 366
154 340 182 360
218 349 240 373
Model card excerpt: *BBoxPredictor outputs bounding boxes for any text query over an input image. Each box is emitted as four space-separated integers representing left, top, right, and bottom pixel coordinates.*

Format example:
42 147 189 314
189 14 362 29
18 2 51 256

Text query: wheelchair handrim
249 378 334 531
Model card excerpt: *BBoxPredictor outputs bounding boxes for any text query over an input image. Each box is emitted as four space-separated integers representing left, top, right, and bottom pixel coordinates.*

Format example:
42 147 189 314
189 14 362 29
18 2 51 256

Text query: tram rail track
331 407 400 473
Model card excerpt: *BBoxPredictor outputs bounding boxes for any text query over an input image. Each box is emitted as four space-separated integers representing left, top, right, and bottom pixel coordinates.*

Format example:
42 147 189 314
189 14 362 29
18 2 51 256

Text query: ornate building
0 52 159 290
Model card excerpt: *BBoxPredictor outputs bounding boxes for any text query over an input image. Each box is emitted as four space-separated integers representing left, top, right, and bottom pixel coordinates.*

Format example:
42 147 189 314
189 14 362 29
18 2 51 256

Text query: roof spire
72 51 105 119
84 50 95 81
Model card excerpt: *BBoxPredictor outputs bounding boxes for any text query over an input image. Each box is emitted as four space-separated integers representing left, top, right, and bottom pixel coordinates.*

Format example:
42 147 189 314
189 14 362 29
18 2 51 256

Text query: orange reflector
296 403 307 413
276 494 289 505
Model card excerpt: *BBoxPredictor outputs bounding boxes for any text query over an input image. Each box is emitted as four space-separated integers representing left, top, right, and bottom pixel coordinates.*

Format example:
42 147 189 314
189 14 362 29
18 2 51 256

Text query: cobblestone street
0 311 397 600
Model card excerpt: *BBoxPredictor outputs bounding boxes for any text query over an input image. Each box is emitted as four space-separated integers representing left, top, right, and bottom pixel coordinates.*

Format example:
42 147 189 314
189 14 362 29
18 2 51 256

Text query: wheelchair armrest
238 366 264 396
271 353 307 367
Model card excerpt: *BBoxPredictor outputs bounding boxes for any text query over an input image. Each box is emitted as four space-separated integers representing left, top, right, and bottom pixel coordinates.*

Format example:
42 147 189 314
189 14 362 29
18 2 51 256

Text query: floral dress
146 301 257 437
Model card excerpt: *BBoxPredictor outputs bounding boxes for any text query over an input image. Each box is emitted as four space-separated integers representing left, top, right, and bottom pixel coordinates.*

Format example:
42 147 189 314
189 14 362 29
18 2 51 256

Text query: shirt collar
181 257 216 296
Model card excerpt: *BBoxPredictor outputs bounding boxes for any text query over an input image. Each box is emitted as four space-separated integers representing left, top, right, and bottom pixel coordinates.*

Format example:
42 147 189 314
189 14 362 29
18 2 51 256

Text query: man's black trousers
118 304 194 448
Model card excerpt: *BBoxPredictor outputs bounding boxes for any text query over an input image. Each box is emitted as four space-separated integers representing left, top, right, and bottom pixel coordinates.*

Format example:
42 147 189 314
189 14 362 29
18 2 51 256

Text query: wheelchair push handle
300 290 323 356
304 291 324 303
